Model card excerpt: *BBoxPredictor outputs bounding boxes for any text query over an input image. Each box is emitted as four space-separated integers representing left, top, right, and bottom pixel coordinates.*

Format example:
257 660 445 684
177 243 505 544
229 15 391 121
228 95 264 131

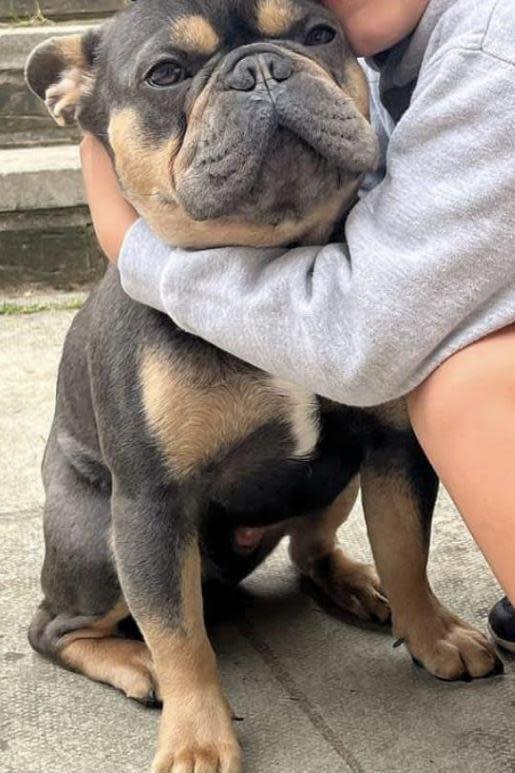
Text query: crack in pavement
236 614 366 773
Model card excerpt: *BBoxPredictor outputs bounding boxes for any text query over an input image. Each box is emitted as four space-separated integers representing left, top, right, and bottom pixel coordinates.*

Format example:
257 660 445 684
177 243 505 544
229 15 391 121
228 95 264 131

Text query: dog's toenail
143 689 162 709
489 657 505 677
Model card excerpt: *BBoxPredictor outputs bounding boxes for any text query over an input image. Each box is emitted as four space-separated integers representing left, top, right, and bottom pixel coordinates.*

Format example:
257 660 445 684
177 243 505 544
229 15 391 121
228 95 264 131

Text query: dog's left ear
25 30 101 127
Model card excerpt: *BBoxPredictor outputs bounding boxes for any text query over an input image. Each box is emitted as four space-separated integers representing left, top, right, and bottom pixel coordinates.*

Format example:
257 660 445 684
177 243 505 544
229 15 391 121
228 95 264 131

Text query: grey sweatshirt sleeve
119 46 515 407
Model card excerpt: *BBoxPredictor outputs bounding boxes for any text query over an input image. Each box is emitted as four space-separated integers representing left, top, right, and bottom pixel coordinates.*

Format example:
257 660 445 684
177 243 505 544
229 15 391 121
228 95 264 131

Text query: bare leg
408 324 515 604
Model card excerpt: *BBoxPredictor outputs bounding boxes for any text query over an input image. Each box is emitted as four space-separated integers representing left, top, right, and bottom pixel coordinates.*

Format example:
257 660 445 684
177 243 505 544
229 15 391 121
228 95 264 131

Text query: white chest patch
269 377 320 460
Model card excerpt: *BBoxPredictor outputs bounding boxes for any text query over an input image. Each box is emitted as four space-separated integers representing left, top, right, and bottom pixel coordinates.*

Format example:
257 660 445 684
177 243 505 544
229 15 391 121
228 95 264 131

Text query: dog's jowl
25 1 501 770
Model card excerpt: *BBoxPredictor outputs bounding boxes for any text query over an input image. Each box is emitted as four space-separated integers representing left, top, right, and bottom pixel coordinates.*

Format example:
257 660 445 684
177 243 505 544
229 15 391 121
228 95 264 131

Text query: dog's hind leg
30 600 160 706
29 434 159 706
361 430 502 680
288 477 390 623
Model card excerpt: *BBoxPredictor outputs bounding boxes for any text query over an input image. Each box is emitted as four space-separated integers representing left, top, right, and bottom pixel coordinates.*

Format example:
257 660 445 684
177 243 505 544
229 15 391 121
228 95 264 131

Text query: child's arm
80 135 138 260
83 41 515 408
82 136 515 609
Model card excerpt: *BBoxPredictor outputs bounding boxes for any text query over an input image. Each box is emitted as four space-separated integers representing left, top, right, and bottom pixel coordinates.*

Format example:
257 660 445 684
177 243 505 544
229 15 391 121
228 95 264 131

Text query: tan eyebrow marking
170 15 220 55
256 0 303 37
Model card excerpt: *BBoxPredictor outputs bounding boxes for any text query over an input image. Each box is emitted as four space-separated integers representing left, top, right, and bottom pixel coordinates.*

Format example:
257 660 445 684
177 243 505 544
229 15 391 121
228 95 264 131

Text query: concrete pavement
1 306 514 773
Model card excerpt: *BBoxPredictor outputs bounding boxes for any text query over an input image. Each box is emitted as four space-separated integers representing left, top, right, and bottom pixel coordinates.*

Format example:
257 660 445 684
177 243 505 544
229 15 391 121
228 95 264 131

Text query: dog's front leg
360 433 501 681
111 485 241 773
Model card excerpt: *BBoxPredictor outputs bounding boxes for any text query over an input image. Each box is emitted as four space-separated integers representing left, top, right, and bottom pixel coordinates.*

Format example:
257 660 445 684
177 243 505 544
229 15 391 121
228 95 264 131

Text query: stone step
0 1 125 22
0 144 105 289
0 19 102 148
0 144 85 210
0 18 101 70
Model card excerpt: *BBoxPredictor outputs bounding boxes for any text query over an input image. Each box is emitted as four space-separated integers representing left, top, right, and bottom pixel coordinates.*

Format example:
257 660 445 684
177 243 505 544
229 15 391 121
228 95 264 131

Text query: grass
0 298 84 315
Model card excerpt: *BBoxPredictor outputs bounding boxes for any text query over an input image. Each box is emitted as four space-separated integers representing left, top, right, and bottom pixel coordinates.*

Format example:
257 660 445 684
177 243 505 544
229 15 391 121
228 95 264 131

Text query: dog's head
26 0 378 248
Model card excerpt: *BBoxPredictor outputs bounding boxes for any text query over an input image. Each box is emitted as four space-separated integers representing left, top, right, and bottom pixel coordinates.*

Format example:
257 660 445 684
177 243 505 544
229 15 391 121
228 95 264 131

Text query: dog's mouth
174 54 379 222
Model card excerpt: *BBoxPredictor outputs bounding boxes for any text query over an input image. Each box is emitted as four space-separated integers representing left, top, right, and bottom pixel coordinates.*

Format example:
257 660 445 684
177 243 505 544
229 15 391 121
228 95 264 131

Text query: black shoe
488 597 515 653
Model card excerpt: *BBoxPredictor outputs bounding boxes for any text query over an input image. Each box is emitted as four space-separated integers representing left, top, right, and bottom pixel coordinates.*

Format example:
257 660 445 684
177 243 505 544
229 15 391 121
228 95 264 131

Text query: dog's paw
112 640 161 707
312 549 391 623
399 603 503 681
152 743 241 773
152 689 242 773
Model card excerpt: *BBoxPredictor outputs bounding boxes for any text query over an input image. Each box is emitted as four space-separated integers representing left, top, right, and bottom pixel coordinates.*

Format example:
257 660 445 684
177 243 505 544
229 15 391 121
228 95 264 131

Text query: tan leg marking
361 472 499 679
140 350 319 479
143 543 241 773
289 478 390 622
256 0 303 37
61 638 159 703
58 600 159 703
171 15 220 56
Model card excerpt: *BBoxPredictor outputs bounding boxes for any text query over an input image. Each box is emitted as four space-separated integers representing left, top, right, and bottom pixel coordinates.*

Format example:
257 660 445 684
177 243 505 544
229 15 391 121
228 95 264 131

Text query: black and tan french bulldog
25 1 501 770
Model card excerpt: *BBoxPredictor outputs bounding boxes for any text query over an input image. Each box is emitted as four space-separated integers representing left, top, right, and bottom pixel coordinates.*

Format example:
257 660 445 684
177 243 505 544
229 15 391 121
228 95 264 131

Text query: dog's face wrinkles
26 0 379 248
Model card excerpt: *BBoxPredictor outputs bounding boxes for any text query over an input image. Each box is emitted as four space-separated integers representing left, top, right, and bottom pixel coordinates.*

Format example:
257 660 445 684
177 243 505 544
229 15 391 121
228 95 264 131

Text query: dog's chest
267 377 320 459
140 349 320 480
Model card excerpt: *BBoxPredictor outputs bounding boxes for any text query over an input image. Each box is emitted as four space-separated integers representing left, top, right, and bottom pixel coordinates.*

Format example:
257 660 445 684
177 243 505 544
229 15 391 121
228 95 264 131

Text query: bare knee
408 327 515 438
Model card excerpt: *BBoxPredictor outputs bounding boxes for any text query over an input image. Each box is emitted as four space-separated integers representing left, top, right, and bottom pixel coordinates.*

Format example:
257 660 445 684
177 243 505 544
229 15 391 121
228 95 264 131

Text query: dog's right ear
25 31 101 127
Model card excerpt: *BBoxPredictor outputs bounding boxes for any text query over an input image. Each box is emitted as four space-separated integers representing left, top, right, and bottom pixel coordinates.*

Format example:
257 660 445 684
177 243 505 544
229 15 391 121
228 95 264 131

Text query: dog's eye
305 25 336 46
146 60 187 87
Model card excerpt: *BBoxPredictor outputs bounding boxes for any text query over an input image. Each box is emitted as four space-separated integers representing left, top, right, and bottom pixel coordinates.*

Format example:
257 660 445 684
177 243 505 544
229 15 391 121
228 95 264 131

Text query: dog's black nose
227 52 293 91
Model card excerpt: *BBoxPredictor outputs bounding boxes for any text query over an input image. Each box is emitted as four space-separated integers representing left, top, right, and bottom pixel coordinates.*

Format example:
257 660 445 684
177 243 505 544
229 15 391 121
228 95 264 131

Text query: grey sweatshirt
119 0 515 407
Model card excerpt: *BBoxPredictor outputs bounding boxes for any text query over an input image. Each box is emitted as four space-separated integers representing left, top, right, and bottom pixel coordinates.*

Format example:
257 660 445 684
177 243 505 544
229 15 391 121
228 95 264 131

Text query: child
80 0 515 650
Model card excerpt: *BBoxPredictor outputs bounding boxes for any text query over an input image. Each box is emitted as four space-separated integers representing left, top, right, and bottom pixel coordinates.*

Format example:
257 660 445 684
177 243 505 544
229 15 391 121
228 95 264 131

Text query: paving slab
1 306 514 773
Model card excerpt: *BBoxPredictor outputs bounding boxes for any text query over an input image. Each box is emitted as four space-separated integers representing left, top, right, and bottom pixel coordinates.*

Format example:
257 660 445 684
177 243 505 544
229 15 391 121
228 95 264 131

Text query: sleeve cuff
118 218 170 314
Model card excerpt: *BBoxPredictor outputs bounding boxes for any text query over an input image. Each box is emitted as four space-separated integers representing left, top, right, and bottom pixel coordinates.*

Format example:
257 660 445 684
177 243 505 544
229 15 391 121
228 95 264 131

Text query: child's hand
80 133 138 265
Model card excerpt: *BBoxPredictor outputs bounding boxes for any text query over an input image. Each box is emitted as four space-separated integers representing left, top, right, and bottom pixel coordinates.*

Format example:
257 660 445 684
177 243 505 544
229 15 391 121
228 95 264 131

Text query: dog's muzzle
174 43 379 221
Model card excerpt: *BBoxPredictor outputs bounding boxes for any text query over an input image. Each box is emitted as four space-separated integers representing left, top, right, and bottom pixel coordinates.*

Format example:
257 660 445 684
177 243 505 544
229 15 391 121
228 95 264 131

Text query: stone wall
0 1 125 21
0 2 126 290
